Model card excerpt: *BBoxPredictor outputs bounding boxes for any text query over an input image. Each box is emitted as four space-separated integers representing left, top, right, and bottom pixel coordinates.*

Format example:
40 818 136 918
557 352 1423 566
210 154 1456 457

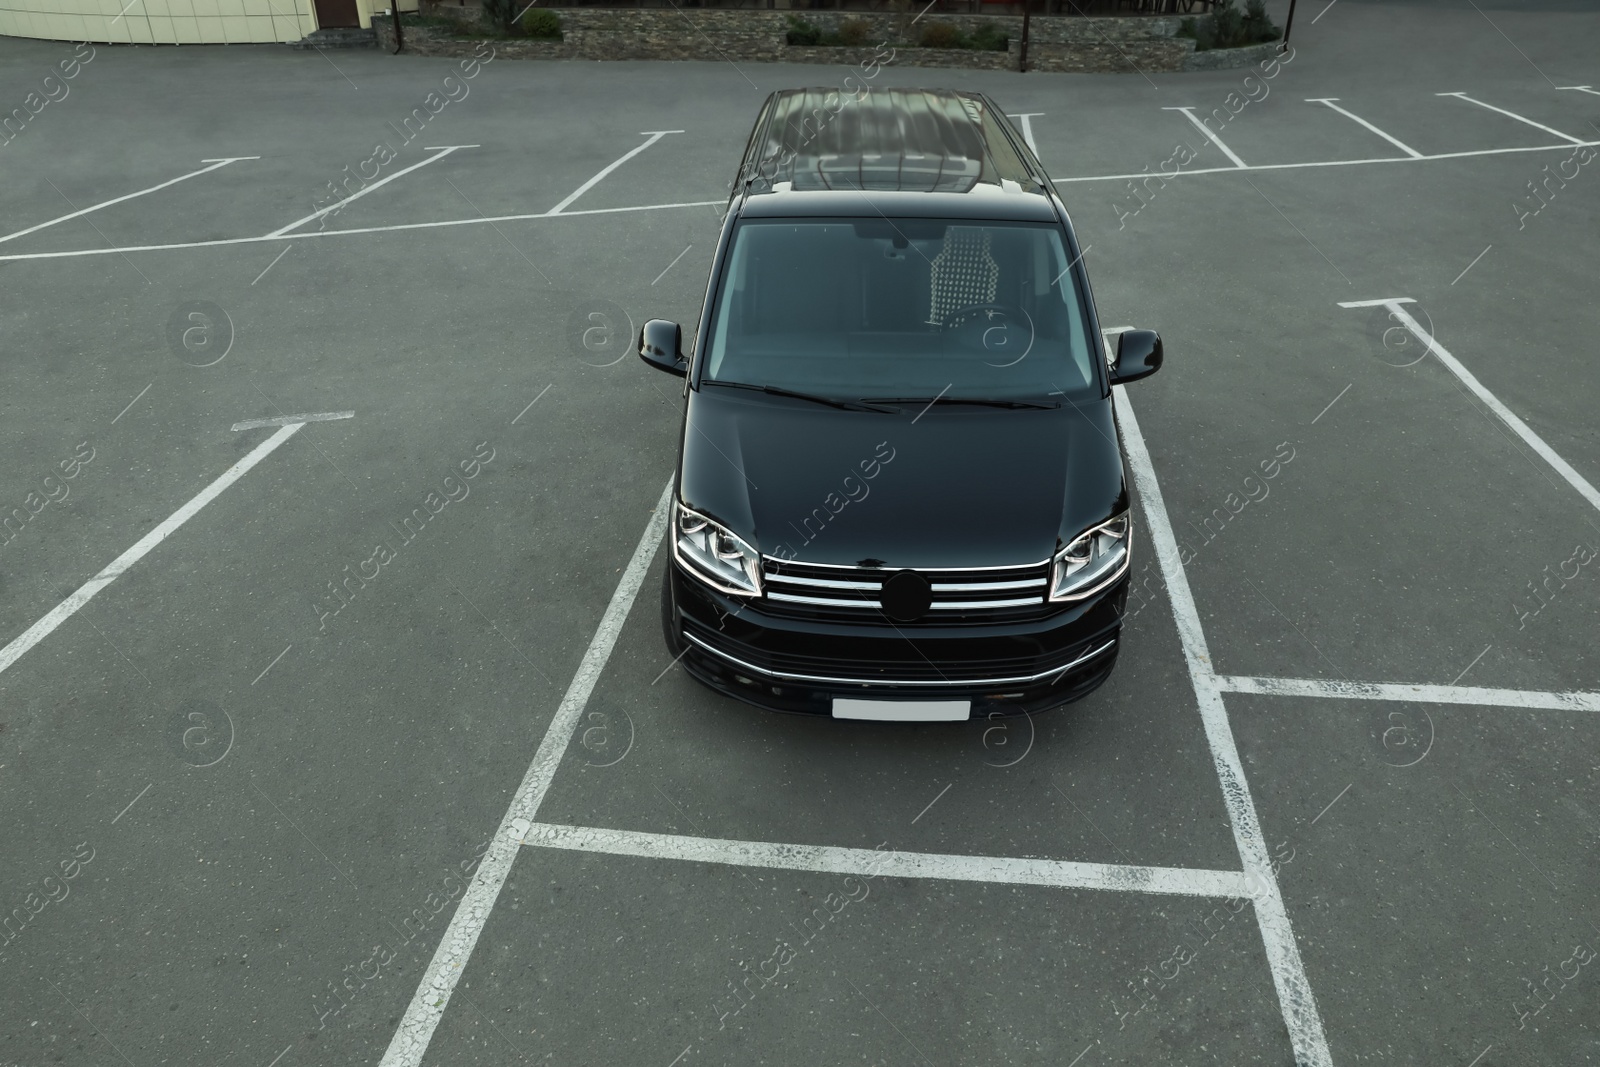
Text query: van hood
676 388 1127 569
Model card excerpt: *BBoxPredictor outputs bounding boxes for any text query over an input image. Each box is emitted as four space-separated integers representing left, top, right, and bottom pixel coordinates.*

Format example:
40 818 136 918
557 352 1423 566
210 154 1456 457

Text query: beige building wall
0 0 323 43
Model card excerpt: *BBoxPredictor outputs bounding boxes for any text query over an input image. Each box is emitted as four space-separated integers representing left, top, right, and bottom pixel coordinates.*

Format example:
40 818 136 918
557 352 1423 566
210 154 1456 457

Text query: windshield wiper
862 396 1060 410
705 381 896 413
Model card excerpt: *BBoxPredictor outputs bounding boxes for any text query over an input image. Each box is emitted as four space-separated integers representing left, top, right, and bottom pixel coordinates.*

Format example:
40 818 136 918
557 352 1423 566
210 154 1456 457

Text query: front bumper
665 562 1126 717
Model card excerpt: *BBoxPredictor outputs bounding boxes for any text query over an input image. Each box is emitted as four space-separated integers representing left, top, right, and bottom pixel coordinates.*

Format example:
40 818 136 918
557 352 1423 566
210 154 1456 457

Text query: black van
639 87 1163 721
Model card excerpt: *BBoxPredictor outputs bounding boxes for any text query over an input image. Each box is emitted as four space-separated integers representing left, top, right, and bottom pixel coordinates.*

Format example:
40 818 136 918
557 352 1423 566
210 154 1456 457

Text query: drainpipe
391 1 405 51
1279 0 1297 52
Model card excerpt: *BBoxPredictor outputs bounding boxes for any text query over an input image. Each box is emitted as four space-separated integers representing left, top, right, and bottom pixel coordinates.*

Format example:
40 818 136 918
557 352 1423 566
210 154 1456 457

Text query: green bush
1210 0 1243 47
518 7 561 38
785 14 821 46
836 17 872 46
479 0 519 34
1241 0 1277 42
919 20 963 49
969 21 1007 51
1190 0 1278 49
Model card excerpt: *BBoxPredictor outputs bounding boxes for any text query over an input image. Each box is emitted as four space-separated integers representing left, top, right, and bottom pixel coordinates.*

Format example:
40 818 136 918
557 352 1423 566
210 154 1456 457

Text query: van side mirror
638 319 688 377
1110 330 1162 385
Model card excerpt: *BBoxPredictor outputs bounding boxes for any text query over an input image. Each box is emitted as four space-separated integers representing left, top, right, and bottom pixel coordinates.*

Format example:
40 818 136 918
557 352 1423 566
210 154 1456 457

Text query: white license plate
831 698 971 722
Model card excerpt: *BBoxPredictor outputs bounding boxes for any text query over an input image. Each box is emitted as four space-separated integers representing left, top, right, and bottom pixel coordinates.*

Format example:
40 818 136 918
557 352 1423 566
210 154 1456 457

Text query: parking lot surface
2 2 1598 1065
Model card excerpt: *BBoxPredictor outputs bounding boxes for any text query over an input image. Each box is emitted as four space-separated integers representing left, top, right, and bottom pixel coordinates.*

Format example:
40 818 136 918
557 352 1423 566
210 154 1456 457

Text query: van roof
737 88 1051 199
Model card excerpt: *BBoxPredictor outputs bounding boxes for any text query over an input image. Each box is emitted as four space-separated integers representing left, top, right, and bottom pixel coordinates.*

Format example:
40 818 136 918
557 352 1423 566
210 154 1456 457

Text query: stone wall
783 43 1015 71
1029 37 1194 73
377 7 1271 73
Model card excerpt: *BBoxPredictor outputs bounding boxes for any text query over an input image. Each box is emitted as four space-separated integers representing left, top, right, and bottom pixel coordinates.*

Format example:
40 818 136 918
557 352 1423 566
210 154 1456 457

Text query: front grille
683 615 1115 686
760 557 1055 623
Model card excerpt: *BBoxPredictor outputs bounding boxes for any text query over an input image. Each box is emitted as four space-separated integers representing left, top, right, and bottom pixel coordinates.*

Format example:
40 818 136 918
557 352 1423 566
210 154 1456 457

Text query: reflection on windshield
703 219 1099 401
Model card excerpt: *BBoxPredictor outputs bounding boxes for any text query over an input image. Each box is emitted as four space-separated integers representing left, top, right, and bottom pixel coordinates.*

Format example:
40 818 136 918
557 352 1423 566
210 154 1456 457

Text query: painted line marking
252 644 293 686
0 159 252 246
546 131 684 216
1218 674 1600 711
1435 92 1585 144
651 243 693 286
0 424 304 679
0 198 728 264
266 146 476 237
1557 86 1600 96
1305 98 1424 158
1451 644 1493 686
112 783 152 824
111 383 152 424
1309 783 1351 826
43 177 150 284
1162 106 1248 168
251 244 292 285
520 823 1253 898
1007 112 1043 154
1451 244 1493 285
911 782 952 824
510 384 552 425
1311 383 1351 424
1052 138 1600 184
1116 386 1333 1067
231 411 353 432
378 477 675 1067
1338 298 1600 516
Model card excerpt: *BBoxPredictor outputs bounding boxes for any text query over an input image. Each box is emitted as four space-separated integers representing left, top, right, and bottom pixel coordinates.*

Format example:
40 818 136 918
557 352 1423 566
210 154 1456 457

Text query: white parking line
1434 92 1586 144
1006 112 1043 154
0 157 256 246
1218 674 1600 712
378 476 675 1067
1115 388 1333 1067
546 131 685 216
1162 106 1248 168
230 410 354 432
0 423 304 679
266 146 478 237
1305 97 1424 158
1558 86 1600 96
0 198 727 264
1054 138 1600 183
1339 298 1600 516
520 823 1253 899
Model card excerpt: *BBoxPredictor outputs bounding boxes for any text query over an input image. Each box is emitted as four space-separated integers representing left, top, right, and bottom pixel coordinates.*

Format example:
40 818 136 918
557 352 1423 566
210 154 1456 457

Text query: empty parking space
421 850 1288 1067
4 4 1599 1066
1230 691 1600 1066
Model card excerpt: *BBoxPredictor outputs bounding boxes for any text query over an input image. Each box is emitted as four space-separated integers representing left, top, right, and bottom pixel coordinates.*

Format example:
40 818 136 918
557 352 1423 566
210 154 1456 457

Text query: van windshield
702 218 1101 403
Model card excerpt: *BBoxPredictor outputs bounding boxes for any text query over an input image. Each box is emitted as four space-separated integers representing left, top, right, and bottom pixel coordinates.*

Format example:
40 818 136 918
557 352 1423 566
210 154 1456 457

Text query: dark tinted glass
704 219 1100 402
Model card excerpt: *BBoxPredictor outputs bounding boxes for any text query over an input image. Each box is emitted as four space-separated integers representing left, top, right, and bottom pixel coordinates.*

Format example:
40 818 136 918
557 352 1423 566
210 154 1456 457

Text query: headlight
672 501 762 597
1050 513 1131 602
